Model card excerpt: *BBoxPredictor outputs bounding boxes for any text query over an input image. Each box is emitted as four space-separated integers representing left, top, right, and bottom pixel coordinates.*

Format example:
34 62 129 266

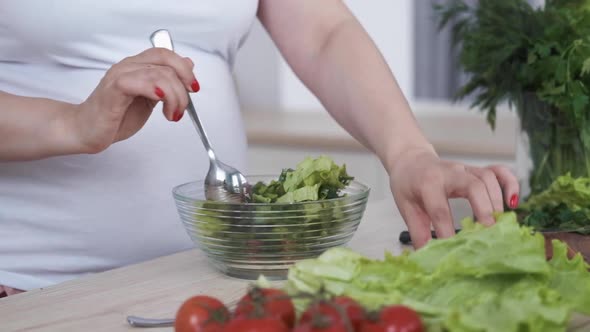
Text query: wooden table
1 201 588 331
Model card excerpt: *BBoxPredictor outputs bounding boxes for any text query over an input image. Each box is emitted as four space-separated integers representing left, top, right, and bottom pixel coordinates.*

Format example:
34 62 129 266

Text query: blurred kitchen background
233 0 526 220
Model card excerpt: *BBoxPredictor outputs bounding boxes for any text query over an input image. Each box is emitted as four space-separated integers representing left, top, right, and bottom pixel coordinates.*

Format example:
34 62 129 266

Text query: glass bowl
172 175 370 280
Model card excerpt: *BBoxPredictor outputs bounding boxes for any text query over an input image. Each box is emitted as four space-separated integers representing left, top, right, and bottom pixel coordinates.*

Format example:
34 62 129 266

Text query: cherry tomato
300 296 364 330
293 322 348 332
359 322 389 332
379 305 423 331
300 302 336 323
298 303 345 331
332 296 366 330
234 288 295 327
174 295 230 332
360 305 424 332
224 317 290 332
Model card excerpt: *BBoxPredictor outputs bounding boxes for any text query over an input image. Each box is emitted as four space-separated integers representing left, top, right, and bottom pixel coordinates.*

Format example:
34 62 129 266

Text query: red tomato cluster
174 288 424 332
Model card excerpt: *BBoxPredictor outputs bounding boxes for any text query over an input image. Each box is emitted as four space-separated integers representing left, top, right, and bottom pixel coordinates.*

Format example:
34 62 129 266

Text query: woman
0 0 519 296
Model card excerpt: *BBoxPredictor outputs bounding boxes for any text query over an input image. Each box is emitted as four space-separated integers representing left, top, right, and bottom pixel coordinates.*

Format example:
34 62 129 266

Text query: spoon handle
185 98 216 161
126 315 174 328
126 300 239 328
149 29 216 161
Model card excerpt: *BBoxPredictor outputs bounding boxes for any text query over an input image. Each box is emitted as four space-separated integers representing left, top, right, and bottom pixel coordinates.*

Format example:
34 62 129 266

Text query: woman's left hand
388 147 520 248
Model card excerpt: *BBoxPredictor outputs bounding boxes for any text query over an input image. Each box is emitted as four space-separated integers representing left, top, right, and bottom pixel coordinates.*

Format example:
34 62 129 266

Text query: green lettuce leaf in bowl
252 156 354 204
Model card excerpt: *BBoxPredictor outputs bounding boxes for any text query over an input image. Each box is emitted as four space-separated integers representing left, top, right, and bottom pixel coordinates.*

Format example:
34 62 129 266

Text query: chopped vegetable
193 156 360 257
284 212 590 332
251 156 354 204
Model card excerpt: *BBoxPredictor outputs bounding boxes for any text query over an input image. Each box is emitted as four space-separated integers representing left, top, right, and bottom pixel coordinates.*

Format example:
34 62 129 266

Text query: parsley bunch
519 203 590 234
437 0 590 194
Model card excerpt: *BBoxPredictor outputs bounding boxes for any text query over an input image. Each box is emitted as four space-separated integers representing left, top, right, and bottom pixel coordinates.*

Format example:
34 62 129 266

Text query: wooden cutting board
544 232 590 264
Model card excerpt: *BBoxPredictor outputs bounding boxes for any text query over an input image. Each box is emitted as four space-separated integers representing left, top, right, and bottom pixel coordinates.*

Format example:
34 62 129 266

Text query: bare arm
257 0 435 171
0 48 198 162
0 91 80 161
258 0 521 247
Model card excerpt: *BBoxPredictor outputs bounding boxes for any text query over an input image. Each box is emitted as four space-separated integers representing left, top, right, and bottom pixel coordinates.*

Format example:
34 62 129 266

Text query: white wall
233 0 415 113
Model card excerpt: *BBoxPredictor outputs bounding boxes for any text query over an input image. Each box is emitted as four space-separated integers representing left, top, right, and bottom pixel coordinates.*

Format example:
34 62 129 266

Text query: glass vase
515 93 590 199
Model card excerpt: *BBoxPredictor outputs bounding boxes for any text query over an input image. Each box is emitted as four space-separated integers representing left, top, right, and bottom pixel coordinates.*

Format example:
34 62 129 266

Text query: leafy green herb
436 0 590 130
518 174 590 233
521 173 590 211
520 203 590 234
251 156 354 203
436 0 590 195
284 212 590 332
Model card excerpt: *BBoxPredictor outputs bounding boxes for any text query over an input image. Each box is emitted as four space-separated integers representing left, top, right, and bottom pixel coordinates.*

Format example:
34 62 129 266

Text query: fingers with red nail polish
74 48 204 154
126 48 199 94
172 110 184 122
509 194 519 209
183 57 199 92
191 79 200 93
155 87 165 99
487 165 520 210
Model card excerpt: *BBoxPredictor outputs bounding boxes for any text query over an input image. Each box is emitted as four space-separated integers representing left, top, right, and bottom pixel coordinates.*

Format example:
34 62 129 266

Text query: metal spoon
126 299 240 328
150 29 252 203
127 316 174 328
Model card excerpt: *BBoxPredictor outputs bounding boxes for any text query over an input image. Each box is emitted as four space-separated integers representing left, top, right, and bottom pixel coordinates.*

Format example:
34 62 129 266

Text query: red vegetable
174 295 229 332
293 321 348 332
295 296 364 332
224 316 290 332
234 287 296 328
332 296 366 330
360 305 424 332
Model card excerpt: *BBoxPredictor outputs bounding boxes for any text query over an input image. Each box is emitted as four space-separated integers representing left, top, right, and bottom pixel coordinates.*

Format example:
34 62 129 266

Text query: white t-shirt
0 0 258 290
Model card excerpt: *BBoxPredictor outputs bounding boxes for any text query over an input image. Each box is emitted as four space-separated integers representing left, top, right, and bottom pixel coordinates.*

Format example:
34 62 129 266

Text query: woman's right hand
69 48 200 154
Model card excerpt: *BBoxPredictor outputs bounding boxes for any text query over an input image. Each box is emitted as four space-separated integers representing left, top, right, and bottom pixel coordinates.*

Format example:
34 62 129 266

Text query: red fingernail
172 110 182 122
509 194 519 209
191 79 200 93
155 87 165 99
